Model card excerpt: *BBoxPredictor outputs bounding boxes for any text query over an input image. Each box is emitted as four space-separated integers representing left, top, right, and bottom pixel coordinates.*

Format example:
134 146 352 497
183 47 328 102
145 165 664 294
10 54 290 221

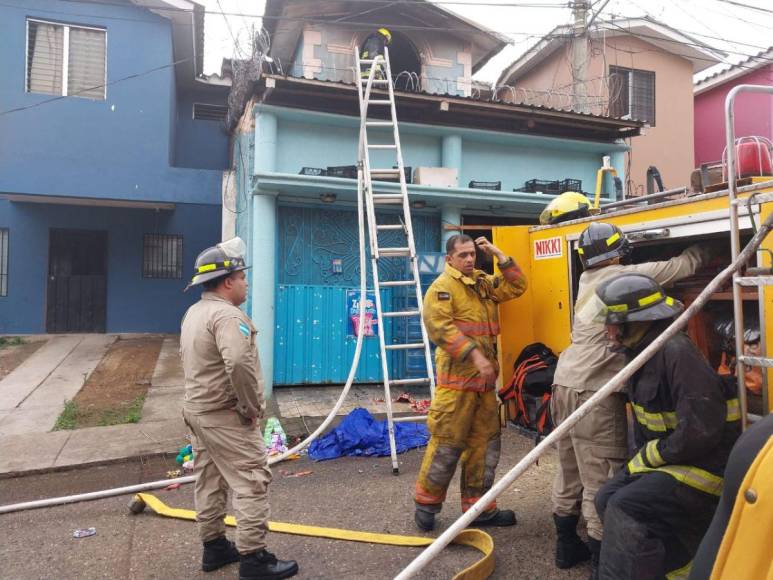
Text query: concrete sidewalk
0 334 418 477
0 336 187 477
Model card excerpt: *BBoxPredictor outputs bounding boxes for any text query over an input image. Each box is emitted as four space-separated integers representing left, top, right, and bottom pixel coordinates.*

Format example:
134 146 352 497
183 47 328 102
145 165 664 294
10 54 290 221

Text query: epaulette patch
238 321 251 337
437 291 450 301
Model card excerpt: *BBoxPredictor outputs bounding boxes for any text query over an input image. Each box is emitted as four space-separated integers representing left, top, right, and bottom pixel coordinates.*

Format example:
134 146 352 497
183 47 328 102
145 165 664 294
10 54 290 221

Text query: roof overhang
695 48 773 95
263 0 507 75
252 75 642 142
130 0 204 87
498 16 726 86
2 193 175 211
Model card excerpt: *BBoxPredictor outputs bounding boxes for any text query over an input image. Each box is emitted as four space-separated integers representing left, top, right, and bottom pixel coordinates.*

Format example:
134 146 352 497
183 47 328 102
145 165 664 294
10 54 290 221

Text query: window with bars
26 19 106 100
609 65 656 126
143 234 183 279
0 229 7 297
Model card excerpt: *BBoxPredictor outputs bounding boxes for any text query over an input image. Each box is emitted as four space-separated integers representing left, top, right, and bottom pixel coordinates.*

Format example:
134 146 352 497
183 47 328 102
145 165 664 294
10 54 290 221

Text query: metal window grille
0 229 7 297
26 19 106 99
193 103 228 122
143 234 183 279
609 65 655 126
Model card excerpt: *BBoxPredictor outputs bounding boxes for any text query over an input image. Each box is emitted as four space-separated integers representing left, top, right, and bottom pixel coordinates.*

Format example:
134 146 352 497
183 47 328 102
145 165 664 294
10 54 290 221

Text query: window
609 66 655 125
0 229 7 297
143 234 183 279
193 103 228 122
26 19 106 99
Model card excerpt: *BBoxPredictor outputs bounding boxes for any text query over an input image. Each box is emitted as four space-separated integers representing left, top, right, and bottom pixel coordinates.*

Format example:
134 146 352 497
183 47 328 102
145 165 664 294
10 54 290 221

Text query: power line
0 57 193 117
713 0 773 15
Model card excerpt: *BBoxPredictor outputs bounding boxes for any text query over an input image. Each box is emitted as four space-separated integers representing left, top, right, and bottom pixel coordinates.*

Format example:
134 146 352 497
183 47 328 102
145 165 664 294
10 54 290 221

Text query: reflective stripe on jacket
423 259 527 392
627 330 741 495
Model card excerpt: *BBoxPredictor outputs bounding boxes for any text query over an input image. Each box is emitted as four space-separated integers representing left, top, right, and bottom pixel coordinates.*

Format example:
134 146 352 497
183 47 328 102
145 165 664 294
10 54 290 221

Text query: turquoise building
230 0 642 395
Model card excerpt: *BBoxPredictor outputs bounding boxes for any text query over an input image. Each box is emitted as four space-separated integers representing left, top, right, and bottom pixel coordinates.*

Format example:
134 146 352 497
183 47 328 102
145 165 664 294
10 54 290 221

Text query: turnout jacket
626 327 741 496
423 259 527 392
360 33 387 60
180 292 264 420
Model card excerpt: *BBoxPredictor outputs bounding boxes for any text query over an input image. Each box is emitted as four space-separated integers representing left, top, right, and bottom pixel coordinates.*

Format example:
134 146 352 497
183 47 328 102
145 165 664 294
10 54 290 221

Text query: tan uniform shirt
552 245 709 391
180 292 264 419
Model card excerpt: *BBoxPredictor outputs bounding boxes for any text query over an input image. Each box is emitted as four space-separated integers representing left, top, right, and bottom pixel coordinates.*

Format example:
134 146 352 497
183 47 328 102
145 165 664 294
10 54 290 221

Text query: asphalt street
0 428 589 580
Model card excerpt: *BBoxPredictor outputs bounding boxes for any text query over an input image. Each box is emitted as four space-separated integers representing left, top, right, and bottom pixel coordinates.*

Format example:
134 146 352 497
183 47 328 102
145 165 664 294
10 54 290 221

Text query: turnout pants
415 388 501 515
595 469 718 580
550 385 628 540
183 409 272 554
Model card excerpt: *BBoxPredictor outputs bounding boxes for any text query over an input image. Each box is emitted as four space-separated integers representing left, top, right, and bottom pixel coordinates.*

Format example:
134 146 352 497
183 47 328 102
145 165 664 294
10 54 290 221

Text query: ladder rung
735 276 773 286
360 59 377 64
361 79 389 84
393 416 428 423
366 121 393 127
368 100 392 105
739 356 773 368
368 144 397 149
390 377 432 386
379 280 415 287
376 224 404 231
372 168 400 174
372 194 403 204
385 343 425 351
382 310 420 318
379 247 411 257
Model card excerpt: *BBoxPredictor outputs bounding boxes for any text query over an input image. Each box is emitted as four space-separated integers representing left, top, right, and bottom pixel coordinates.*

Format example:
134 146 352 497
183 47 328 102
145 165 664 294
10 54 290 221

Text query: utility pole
570 0 589 113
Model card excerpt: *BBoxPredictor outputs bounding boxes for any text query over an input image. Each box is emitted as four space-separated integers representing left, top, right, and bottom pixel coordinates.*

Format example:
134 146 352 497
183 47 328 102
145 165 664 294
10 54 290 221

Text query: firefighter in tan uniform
414 234 527 531
180 238 298 580
550 222 713 579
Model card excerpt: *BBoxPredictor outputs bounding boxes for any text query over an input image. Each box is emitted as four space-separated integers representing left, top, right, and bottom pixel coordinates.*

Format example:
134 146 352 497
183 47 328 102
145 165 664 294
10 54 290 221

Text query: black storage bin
469 180 502 191
559 178 582 192
326 165 358 179
299 167 327 177
522 179 561 194
374 166 412 183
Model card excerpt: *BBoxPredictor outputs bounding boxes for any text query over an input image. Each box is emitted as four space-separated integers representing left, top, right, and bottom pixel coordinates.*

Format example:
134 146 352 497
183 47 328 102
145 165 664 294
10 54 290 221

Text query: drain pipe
395 210 773 579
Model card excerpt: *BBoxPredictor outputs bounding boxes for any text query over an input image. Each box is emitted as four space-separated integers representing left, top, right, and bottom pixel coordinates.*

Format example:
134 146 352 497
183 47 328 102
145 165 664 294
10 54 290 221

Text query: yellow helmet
378 28 392 43
539 191 591 225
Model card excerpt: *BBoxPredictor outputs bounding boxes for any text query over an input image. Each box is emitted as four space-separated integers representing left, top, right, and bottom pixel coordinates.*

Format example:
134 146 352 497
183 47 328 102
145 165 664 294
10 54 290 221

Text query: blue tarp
308 407 430 461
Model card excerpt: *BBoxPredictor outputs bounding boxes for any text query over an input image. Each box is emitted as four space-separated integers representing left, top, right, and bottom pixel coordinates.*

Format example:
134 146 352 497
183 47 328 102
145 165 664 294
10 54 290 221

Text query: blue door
274 205 439 385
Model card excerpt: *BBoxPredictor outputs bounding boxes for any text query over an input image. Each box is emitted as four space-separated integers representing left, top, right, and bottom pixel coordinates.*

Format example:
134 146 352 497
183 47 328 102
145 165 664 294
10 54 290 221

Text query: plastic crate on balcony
326 165 358 179
559 178 582 193
299 167 327 177
468 180 502 190
522 179 560 194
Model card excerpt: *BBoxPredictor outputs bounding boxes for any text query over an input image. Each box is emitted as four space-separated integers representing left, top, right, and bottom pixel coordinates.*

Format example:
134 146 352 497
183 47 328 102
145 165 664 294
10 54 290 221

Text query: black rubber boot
202 536 240 572
471 508 517 527
588 537 601 580
414 508 436 531
239 549 299 580
553 514 591 569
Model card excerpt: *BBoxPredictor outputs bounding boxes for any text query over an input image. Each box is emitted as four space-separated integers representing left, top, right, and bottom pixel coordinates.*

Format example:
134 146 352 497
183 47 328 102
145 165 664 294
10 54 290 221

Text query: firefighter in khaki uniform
414 234 527 531
180 238 298 580
549 222 713 579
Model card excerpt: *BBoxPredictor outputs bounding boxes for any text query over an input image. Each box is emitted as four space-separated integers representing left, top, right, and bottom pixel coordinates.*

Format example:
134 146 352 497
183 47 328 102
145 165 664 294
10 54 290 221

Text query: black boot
239 549 299 580
471 508 517 527
588 537 601 580
553 514 591 569
414 508 436 531
202 536 239 572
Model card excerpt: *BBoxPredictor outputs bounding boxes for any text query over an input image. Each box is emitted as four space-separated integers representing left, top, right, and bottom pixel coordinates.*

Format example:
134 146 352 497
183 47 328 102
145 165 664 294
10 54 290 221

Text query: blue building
230 0 642 396
0 0 228 333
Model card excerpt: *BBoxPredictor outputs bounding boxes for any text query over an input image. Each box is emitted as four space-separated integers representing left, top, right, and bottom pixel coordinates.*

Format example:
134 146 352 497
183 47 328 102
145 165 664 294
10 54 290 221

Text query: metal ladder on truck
726 84 773 428
355 46 436 474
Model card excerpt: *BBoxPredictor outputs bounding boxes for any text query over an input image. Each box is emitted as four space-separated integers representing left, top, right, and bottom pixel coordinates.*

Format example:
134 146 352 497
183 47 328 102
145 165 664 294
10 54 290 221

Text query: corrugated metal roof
694 47 773 94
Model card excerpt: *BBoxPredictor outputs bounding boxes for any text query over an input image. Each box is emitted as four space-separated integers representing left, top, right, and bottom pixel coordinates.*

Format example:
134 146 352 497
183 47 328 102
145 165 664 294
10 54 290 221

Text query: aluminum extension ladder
725 84 773 428
354 46 436 473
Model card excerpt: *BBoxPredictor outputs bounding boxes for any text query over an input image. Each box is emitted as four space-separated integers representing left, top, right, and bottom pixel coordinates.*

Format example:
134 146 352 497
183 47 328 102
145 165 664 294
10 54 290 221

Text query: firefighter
550 222 713 576
180 238 298 580
359 28 392 80
593 273 741 580
414 234 527 531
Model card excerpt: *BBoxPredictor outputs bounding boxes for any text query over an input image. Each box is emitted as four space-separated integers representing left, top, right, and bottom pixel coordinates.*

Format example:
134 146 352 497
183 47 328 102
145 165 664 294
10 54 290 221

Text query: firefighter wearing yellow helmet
360 28 392 80
539 191 592 225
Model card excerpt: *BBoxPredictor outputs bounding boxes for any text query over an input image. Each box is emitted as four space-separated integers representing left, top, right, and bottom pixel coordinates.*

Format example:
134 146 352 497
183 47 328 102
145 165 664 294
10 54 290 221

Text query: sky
199 0 773 83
